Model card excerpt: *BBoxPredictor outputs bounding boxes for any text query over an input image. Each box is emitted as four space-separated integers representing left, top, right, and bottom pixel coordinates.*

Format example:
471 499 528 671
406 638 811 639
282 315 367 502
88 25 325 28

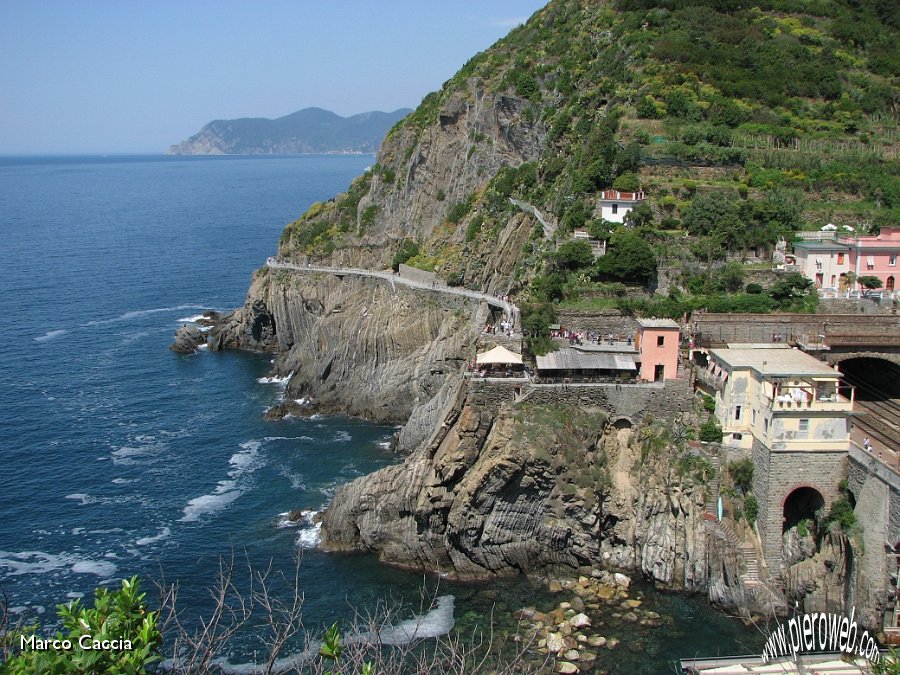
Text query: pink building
840 226 900 294
635 318 680 381
793 226 900 295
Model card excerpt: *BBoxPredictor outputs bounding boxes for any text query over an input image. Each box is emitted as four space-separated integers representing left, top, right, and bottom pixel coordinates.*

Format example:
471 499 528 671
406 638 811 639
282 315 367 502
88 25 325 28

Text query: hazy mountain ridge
166 107 412 155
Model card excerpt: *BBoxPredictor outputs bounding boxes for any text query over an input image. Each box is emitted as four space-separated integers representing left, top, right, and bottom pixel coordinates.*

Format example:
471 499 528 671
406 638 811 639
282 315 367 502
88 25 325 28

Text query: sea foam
71 560 117 577
179 441 262 522
34 329 66 342
135 526 171 546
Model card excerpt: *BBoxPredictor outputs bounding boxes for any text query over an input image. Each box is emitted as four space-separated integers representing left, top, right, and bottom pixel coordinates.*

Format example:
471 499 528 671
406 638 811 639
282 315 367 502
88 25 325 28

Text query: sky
0 1 548 154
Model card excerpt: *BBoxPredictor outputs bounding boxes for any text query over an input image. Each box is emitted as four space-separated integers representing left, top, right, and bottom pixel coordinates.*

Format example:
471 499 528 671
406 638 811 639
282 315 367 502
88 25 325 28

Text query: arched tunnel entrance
838 357 900 454
783 486 825 533
839 358 900 401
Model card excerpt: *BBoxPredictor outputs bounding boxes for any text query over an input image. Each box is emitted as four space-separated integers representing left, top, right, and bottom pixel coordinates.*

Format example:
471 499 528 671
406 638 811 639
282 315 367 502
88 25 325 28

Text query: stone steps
717 519 760 583
704 456 722 516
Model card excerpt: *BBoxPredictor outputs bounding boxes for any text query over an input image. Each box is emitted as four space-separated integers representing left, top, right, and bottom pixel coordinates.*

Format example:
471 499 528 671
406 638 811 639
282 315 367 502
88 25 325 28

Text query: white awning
475 345 523 365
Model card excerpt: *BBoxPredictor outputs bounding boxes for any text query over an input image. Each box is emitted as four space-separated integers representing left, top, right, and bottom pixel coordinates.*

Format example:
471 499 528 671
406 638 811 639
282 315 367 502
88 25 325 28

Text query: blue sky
0 1 547 154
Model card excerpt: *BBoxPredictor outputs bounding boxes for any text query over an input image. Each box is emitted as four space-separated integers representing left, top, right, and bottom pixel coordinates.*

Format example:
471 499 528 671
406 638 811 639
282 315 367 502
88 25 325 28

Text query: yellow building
707 346 855 452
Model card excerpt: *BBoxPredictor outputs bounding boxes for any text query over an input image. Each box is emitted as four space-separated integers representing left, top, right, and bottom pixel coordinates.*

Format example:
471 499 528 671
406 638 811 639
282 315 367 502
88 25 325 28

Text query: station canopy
475 345 523 365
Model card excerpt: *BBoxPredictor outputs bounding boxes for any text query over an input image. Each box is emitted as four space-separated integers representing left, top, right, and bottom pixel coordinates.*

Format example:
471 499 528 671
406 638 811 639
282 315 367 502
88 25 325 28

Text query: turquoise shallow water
0 155 763 671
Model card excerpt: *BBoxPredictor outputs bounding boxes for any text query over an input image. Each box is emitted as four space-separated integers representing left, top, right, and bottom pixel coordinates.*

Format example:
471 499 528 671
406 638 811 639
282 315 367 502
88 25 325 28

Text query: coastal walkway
265 258 519 327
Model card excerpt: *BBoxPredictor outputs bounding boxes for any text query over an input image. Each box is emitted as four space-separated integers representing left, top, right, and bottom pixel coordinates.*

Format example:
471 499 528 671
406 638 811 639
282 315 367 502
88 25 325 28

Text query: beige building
707 346 854 452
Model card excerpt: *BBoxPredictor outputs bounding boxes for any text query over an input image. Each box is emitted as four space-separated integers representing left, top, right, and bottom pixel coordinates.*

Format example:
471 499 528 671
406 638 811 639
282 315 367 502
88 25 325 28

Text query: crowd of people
549 327 634 347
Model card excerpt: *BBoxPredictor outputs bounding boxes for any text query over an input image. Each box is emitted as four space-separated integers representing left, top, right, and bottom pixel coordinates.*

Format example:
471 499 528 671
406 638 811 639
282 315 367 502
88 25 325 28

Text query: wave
256 372 293 385
213 595 455 674
84 304 209 327
276 509 316 529
333 430 352 443
135 526 171 546
179 440 263 522
296 523 322 548
64 493 93 505
176 314 208 323
34 329 66 342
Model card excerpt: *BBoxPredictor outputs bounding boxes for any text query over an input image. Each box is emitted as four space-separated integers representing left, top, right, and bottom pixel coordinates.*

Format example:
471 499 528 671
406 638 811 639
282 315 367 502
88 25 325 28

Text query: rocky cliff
321 384 711 590
208 267 490 451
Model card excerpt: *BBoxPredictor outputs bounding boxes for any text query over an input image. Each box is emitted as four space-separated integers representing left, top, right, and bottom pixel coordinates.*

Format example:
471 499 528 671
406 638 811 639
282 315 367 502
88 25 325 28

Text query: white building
598 190 646 224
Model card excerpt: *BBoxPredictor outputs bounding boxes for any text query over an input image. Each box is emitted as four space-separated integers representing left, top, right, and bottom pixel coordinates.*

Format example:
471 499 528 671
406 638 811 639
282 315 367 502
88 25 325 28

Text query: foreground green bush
2 577 162 674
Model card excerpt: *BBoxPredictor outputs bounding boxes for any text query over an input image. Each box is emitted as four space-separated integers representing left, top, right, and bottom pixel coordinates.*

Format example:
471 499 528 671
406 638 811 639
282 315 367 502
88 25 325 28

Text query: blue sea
0 155 763 671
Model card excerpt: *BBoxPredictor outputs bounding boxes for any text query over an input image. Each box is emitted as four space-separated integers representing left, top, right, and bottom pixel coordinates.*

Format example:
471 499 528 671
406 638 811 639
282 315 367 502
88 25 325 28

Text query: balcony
760 382 855 413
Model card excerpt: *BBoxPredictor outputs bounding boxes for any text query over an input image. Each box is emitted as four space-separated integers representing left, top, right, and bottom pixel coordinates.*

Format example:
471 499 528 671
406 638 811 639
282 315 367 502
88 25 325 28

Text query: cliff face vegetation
274 0 896 300
321 389 714 590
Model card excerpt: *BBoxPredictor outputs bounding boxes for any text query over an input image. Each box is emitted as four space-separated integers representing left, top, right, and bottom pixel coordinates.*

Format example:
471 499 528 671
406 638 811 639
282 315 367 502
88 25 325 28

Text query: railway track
840 371 900 453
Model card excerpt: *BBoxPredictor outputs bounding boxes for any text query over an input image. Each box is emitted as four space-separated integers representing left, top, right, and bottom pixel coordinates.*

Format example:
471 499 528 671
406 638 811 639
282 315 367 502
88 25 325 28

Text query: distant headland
166 107 411 156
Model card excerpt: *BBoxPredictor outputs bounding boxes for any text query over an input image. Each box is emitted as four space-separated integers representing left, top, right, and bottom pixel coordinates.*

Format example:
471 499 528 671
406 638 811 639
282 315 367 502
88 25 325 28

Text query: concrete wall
398 263 438 286
752 437 847 569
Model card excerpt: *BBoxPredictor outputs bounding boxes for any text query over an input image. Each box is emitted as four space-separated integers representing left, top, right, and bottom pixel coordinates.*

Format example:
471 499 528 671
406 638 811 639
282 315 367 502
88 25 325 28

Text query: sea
0 154 765 672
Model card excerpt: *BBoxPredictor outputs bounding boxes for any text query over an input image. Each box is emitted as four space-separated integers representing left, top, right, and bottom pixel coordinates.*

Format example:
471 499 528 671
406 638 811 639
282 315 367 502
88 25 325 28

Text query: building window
837 253 845 265
752 409 757 424
735 405 742 420
799 419 809 438
612 203 618 214
732 433 742 441
891 255 897 266
764 418 769 434
657 335 664 347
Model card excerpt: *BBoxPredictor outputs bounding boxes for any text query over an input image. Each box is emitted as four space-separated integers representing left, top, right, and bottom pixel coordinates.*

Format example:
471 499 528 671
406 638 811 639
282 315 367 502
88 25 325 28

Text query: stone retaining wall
465 377 693 422
692 313 899 345
846 448 900 627
555 309 640 336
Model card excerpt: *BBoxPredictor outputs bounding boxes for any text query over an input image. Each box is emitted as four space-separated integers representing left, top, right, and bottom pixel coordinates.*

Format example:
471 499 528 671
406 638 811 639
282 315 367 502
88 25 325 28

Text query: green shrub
728 458 754 494
391 238 419 271
822 498 857 530
702 394 716 413
699 418 723 443
2 577 162 673
744 494 759 525
465 213 484 242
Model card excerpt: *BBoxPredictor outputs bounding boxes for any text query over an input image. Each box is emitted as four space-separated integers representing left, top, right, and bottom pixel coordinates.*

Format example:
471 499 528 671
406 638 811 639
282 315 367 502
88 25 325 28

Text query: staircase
718 519 761 583
703 454 762 585
704 455 722 517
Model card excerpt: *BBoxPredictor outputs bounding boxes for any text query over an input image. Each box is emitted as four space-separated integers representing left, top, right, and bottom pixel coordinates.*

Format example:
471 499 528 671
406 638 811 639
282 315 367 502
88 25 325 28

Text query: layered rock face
321 385 712 590
209 267 481 449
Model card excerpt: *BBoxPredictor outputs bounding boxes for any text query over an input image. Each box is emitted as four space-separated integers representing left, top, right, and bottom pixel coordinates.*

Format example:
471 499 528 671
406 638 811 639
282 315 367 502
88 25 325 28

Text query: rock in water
171 325 205 353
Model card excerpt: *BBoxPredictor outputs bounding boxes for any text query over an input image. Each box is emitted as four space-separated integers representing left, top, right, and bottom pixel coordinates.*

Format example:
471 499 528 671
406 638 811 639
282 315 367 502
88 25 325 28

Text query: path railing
265 258 518 327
